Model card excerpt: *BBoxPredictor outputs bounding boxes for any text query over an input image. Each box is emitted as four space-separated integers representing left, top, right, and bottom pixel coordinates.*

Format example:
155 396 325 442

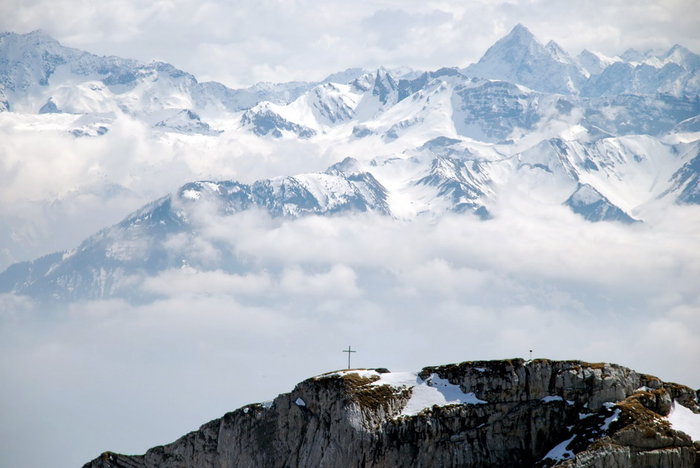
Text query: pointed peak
326 157 362 175
511 23 532 35
507 24 537 41
373 68 396 86
668 44 688 53
374 67 394 78
372 68 397 102
662 44 691 58
545 40 562 51
545 40 571 59
490 24 541 51
660 43 700 70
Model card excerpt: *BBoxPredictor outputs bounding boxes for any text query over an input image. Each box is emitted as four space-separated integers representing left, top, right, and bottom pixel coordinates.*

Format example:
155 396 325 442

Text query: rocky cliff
84 359 700 468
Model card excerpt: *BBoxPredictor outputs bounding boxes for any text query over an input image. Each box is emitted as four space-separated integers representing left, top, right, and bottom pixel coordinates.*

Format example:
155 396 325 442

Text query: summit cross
343 345 356 369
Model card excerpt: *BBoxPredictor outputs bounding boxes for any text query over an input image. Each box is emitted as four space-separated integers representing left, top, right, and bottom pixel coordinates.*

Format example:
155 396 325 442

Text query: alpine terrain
1 24 699 301
1 21 700 468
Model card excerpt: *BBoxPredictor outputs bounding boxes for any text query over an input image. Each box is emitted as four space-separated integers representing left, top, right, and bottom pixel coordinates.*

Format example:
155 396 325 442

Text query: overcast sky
2 0 700 87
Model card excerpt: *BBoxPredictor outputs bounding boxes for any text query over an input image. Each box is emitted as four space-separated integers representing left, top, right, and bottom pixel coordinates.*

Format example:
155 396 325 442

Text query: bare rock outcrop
84 359 700 468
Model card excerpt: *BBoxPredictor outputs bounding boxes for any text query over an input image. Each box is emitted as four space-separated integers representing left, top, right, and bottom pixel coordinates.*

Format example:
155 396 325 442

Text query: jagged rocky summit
85 359 700 468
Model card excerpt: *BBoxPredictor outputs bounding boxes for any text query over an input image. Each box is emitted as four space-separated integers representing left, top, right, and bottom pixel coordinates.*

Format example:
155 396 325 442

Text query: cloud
2 203 700 467
1 2 700 467
280 264 361 298
361 8 453 50
0 110 347 270
141 267 273 297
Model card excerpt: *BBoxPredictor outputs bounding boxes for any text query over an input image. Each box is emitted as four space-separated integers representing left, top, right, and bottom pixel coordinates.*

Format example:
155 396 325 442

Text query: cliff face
85 359 700 468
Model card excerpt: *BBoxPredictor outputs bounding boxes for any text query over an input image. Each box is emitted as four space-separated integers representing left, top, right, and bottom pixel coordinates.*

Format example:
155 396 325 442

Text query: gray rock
83 359 700 468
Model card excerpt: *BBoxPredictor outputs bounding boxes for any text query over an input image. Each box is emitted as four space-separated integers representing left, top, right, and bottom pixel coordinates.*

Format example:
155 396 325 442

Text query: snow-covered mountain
2 133 698 301
4 26 698 140
464 24 587 95
0 29 319 126
463 24 700 98
1 25 699 301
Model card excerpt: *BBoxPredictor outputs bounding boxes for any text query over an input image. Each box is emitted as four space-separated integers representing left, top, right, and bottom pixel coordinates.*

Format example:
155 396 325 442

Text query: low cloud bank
1 205 699 468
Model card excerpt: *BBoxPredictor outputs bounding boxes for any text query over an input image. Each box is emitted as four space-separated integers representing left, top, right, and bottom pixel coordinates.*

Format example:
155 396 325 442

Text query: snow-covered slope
2 132 697 301
0 166 390 300
2 27 698 143
1 26 699 301
0 29 319 129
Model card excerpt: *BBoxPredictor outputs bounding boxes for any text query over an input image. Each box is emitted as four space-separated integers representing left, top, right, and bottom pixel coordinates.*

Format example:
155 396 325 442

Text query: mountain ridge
1 25 699 301
83 358 700 468
1 134 698 301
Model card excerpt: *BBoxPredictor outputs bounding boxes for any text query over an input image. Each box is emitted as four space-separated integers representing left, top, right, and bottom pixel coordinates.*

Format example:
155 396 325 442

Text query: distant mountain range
1 24 699 301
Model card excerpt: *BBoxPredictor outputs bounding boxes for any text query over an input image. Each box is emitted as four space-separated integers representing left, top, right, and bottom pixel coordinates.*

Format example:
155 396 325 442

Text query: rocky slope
84 359 700 468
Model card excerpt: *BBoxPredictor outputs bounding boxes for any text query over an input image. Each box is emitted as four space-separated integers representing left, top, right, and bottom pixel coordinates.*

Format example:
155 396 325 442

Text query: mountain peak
84 359 700 468
372 68 398 104
15 29 59 46
545 40 574 64
661 44 700 70
464 24 585 94
509 23 535 41
494 23 541 51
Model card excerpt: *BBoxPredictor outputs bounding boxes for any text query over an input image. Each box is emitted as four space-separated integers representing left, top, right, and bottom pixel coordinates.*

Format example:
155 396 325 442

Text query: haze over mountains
1 24 699 301
1 23 699 468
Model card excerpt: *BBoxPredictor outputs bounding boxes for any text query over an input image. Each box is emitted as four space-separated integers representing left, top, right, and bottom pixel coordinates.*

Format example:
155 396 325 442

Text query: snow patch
295 398 306 407
181 189 201 200
600 408 621 431
541 395 564 403
373 371 487 416
667 401 700 441
320 369 488 417
543 435 575 462
323 369 379 379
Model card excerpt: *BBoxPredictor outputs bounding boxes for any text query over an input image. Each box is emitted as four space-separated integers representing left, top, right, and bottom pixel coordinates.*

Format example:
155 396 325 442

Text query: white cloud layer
1 205 699 468
1 0 699 87
0 112 343 270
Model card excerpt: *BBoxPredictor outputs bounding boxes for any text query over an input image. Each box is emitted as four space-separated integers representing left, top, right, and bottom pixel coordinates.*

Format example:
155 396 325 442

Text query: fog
1 203 699 468
0 112 343 270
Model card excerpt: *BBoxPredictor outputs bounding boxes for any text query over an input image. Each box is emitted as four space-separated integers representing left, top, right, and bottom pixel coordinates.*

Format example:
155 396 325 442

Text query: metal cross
342 345 356 369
